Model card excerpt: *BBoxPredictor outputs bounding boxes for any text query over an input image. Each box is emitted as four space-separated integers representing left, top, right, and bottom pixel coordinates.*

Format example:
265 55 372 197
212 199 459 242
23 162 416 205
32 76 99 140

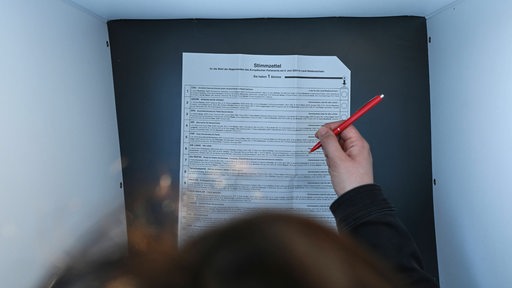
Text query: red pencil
309 94 384 153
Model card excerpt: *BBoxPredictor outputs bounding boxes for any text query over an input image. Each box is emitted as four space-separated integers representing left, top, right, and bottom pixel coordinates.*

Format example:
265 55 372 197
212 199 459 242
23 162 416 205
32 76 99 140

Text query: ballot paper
179 53 350 244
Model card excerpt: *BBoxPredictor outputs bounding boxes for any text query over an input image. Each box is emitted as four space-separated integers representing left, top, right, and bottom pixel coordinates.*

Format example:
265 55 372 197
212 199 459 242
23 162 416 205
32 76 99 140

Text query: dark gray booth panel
108 16 437 278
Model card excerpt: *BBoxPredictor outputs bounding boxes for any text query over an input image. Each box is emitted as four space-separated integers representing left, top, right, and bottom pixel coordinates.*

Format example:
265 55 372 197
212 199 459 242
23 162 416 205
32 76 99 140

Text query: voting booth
108 15 437 276
3 0 512 287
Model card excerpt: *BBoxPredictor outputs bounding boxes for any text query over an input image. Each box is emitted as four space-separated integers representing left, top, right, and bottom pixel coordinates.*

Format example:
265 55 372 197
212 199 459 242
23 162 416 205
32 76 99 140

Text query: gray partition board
108 16 437 278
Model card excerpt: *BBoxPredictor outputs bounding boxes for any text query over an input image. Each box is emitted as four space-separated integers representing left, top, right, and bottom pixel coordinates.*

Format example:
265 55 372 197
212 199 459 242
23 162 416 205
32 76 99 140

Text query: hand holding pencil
315 123 374 196
312 94 383 196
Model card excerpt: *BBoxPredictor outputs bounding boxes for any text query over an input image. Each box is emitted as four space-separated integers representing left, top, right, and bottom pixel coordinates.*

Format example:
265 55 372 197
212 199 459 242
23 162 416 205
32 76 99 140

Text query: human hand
315 123 374 196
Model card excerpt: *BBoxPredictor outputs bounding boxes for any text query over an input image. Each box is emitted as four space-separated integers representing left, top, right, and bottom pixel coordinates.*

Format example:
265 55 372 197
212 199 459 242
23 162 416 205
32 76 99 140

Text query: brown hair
45 212 404 288
177 212 404 288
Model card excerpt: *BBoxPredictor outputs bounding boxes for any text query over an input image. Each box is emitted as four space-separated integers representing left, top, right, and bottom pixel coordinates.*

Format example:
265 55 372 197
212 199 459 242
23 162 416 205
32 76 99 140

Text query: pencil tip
380 94 384 98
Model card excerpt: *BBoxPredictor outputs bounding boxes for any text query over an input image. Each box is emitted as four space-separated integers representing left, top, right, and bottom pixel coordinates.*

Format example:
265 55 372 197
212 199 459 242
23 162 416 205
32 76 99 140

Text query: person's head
177 212 403 288
44 212 403 288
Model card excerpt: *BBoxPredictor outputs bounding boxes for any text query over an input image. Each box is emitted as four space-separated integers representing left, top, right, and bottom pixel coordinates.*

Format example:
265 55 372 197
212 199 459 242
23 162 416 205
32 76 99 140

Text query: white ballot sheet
179 53 350 244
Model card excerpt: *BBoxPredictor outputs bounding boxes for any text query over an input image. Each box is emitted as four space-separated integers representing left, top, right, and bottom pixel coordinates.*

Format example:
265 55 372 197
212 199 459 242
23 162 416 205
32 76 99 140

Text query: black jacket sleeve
330 184 438 288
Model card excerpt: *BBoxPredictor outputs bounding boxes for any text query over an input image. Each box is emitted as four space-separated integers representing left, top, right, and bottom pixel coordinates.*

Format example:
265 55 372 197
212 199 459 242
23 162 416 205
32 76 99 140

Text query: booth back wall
107 17 437 277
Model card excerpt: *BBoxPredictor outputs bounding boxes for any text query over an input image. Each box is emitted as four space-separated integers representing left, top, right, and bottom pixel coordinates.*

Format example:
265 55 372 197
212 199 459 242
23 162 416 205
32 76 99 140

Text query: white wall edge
426 0 467 19
61 0 107 22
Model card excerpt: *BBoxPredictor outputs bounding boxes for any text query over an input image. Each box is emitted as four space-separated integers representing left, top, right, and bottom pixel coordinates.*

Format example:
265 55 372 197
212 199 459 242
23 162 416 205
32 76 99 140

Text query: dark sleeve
330 184 438 288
